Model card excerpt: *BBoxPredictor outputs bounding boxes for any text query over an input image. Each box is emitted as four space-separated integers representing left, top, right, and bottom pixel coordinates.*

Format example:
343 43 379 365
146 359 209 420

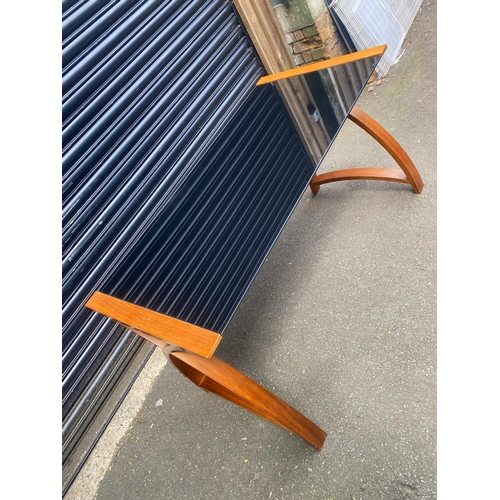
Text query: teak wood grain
256 45 387 86
85 291 222 359
310 105 424 194
169 350 327 450
347 105 424 193
310 168 411 193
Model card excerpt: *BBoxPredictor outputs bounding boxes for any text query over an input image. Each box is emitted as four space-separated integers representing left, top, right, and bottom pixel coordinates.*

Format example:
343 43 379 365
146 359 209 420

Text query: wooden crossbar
85 291 222 359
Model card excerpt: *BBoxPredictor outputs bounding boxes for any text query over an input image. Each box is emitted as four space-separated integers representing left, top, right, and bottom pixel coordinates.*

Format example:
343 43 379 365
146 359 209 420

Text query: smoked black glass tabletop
101 51 384 334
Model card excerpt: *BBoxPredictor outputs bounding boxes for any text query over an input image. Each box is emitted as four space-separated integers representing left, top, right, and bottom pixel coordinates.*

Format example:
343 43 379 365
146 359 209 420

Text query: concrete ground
65 1 437 498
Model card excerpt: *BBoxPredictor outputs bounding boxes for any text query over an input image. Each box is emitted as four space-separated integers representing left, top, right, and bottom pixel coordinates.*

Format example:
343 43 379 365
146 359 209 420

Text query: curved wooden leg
310 105 424 194
167 349 327 450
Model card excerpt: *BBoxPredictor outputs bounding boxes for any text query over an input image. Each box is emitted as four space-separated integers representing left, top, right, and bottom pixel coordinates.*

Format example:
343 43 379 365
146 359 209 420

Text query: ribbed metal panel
62 0 314 494
102 83 315 333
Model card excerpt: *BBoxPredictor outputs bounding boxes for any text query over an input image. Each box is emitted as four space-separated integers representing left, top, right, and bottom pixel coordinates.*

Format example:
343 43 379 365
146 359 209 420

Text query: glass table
256 44 423 195
85 45 424 451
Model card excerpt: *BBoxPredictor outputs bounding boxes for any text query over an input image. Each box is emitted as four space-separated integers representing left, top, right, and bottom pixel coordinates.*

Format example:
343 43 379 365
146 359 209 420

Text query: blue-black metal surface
62 0 313 494
102 83 315 334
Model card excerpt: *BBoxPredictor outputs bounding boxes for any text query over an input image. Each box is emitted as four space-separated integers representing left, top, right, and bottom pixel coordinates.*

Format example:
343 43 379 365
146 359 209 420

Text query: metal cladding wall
102 84 315 334
62 0 313 493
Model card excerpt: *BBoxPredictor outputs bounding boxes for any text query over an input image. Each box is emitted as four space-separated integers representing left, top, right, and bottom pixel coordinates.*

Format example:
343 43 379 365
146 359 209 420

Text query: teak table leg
309 105 424 195
168 349 327 450
85 291 326 449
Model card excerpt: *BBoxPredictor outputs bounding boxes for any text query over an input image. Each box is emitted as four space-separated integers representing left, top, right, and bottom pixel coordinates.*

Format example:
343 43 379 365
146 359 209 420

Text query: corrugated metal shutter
62 0 313 493
101 83 315 334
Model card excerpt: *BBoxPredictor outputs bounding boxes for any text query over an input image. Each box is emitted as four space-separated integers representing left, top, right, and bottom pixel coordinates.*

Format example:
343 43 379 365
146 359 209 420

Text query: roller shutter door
62 0 313 493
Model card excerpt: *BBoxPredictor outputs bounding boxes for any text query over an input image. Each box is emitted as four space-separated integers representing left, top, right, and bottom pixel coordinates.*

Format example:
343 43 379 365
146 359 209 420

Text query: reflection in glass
302 55 381 143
